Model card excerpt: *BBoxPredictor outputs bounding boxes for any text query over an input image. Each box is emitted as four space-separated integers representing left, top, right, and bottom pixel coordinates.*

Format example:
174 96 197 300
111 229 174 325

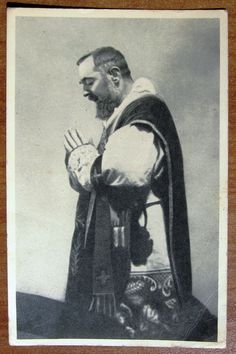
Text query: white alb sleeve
101 125 161 187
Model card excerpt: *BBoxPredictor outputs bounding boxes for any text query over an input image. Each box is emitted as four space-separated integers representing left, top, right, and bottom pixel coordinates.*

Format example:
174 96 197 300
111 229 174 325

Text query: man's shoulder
128 94 165 110
118 94 167 129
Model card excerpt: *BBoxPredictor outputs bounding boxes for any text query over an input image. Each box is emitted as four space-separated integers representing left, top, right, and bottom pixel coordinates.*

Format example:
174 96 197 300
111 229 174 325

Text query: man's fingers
64 132 77 149
64 138 73 152
75 129 86 145
70 129 84 145
68 130 80 147
64 128 88 151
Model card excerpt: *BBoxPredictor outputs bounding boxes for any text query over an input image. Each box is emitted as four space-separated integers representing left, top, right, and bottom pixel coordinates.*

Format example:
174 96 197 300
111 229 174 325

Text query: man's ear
108 66 122 85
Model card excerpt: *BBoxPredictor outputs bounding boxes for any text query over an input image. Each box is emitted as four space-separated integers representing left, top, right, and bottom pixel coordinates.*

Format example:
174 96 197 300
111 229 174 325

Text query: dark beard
95 98 118 120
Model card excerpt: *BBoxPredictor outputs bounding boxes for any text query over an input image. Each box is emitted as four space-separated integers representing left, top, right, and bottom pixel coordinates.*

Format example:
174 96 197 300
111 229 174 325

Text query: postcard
7 8 228 348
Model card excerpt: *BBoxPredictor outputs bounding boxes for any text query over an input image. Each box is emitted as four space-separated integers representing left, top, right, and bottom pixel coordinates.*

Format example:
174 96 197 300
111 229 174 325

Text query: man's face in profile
78 56 121 120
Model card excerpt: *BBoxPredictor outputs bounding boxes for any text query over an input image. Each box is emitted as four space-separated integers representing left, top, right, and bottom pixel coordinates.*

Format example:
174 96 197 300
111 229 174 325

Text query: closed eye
80 78 95 86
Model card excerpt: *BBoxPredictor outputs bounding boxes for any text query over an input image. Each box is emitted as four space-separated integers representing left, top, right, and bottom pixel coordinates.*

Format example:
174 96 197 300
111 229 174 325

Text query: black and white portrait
7 8 228 348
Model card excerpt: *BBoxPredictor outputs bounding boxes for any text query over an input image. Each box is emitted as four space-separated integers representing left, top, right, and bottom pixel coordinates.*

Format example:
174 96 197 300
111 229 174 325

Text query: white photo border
7 8 228 348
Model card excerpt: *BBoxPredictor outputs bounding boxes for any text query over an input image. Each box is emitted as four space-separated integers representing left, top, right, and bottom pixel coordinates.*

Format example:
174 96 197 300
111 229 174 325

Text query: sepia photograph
7 8 228 348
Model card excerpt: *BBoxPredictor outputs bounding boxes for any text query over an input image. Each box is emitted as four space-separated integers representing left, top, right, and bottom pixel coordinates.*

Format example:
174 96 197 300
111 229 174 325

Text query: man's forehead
78 56 98 80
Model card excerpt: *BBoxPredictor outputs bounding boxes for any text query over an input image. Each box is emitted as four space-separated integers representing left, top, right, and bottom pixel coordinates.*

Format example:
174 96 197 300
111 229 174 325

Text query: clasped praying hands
64 128 88 153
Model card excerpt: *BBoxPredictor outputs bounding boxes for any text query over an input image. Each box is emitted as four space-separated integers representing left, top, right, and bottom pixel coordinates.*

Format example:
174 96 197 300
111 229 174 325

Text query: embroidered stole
88 128 130 316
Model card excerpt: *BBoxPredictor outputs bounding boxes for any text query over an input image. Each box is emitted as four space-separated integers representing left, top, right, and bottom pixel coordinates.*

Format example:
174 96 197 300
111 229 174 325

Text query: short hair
77 46 132 79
